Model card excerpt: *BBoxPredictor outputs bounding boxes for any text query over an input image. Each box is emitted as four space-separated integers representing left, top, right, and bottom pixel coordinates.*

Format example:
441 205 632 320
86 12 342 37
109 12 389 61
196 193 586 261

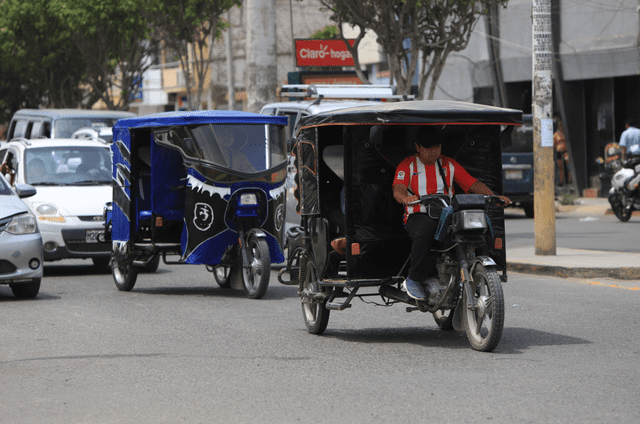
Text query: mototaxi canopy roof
114 110 288 130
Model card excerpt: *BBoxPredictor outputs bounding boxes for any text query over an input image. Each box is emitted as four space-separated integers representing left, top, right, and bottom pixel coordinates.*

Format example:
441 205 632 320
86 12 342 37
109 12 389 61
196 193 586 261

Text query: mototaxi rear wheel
241 234 270 299
112 255 138 291
213 265 232 288
462 264 504 352
301 261 330 334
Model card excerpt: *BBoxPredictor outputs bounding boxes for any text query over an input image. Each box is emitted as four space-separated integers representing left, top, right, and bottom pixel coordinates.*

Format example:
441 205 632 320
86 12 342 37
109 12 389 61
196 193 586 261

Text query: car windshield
155 123 287 174
54 118 122 138
503 120 533 153
24 146 112 185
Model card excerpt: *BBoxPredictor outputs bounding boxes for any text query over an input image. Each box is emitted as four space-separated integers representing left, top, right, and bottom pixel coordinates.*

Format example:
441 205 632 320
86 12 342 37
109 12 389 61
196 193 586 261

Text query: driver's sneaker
403 278 427 301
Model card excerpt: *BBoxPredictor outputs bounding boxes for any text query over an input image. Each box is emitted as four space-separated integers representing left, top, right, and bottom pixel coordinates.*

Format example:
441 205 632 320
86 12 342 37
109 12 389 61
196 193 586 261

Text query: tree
144 0 241 111
0 0 87 112
54 0 160 111
319 0 509 99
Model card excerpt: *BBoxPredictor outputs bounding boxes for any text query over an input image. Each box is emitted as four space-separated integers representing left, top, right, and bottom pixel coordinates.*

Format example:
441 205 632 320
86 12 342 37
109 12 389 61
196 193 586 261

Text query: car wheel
10 278 41 298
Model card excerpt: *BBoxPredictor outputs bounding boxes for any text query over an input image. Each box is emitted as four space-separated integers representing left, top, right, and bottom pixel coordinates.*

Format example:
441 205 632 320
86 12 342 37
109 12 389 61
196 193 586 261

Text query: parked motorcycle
597 143 640 222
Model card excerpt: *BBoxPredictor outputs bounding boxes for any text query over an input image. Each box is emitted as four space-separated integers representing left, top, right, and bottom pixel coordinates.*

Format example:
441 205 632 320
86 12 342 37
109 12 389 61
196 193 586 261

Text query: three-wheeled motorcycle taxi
107 110 289 299
277 100 522 351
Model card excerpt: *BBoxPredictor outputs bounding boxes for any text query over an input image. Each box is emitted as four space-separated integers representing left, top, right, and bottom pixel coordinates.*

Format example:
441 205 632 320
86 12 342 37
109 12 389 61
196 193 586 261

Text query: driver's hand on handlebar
403 195 420 206
497 195 512 207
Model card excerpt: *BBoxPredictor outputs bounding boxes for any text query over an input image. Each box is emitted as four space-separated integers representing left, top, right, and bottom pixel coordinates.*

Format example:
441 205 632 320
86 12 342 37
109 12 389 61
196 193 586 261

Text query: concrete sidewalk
506 197 640 281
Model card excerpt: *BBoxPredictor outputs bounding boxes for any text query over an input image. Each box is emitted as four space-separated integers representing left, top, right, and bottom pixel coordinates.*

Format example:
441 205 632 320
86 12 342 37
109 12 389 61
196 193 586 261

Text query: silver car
0 177 43 298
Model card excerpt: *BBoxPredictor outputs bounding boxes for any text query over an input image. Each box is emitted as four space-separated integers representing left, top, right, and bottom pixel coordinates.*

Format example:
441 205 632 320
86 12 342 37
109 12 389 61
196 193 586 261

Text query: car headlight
460 211 487 230
34 203 66 223
239 193 258 205
6 213 38 234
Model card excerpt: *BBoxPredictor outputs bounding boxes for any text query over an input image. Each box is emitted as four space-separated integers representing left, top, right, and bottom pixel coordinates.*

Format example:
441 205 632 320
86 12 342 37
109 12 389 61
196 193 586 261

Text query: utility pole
532 0 556 255
246 0 277 113
225 10 236 111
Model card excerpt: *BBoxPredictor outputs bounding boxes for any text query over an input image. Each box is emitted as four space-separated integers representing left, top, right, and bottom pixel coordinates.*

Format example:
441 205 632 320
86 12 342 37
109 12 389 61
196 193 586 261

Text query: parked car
6 109 134 141
0 138 112 265
261 84 412 232
71 125 113 143
0 175 43 298
502 114 534 217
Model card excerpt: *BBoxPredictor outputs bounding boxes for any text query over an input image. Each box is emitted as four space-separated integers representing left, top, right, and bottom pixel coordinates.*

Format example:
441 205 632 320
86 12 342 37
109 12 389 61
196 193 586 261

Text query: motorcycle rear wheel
463 264 504 352
301 262 330 334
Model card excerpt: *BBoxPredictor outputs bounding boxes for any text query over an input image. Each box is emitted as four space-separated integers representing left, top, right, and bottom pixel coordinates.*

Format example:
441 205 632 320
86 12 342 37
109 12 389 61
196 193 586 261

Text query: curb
507 262 640 280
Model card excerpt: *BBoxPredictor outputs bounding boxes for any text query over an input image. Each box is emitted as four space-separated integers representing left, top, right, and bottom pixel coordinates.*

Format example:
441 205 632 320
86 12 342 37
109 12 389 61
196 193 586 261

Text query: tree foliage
143 0 241 111
54 0 159 111
0 0 86 118
319 0 509 99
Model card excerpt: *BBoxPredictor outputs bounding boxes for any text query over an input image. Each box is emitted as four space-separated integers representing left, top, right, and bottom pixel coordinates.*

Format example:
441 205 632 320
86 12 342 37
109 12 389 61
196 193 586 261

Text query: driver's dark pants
406 213 439 282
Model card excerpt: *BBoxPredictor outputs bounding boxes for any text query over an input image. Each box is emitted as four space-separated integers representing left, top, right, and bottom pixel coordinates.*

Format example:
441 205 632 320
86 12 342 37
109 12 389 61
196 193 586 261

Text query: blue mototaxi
107 110 289 299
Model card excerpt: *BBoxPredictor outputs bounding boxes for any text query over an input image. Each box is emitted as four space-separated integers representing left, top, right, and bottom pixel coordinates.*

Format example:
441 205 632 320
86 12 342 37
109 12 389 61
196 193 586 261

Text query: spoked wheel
462 264 504 352
213 265 232 288
241 235 270 299
301 262 330 334
112 255 138 291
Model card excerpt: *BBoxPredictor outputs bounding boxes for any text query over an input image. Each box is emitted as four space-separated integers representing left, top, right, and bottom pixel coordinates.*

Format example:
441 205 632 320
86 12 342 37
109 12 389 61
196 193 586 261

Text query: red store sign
295 39 356 67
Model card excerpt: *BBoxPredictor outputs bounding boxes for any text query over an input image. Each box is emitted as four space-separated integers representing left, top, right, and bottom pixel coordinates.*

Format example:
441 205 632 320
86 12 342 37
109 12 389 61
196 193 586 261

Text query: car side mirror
15 183 37 199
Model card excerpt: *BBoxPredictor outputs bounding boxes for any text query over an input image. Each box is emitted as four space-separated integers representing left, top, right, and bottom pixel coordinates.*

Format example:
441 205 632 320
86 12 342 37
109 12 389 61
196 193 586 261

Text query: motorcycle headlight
453 210 487 231
239 193 258 206
6 213 38 234
34 203 66 223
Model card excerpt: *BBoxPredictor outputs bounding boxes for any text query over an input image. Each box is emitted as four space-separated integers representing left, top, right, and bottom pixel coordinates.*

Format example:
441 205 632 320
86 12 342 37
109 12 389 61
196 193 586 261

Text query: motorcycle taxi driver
392 126 511 302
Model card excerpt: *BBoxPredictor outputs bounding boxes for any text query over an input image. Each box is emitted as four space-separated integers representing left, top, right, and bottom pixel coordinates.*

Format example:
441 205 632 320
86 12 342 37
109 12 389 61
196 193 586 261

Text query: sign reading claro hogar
295 39 356 67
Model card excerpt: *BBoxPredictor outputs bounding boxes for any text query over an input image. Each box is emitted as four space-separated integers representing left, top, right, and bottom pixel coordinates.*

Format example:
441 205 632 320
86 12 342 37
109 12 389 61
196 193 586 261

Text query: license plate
85 229 104 243
505 170 523 180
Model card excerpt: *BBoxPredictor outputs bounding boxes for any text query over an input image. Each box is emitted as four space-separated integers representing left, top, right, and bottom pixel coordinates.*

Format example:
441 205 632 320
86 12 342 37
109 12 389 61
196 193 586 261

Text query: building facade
434 0 640 195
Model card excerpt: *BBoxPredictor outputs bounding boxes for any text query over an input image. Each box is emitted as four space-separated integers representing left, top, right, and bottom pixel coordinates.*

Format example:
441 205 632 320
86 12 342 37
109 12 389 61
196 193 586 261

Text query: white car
71 125 113 143
261 84 411 232
0 138 112 266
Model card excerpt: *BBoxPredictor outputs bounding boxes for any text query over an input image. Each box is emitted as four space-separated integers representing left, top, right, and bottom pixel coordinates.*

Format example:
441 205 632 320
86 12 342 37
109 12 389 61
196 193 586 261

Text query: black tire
523 202 534 218
301 261 330 334
462 264 504 352
433 309 455 331
92 257 110 268
611 198 632 222
112 256 138 291
10 278 41 298
241 235 270 299
213 265 232 288
142 255 160 273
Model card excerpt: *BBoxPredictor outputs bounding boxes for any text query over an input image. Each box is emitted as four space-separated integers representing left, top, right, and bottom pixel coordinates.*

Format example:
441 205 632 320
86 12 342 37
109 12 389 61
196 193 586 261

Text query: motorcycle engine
612 168 634 189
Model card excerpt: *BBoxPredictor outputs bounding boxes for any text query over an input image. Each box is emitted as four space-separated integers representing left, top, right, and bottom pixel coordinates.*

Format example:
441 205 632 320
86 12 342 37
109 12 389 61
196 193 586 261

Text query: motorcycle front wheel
241 234 270 299
610 195 632 222
301 261 330 334
462 264 504 352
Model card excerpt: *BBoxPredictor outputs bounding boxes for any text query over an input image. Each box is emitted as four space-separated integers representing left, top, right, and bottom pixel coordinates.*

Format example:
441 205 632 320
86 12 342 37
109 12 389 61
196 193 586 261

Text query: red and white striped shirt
393 154 477 222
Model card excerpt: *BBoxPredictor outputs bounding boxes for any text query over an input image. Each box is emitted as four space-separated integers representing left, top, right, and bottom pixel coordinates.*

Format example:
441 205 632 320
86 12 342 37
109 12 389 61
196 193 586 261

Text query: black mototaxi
277 100 523 351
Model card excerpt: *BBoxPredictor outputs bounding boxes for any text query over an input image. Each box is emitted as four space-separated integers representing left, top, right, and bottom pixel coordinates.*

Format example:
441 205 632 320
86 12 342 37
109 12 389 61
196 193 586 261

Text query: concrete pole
532 0 556 255
246 0 277 113
225 10 236 111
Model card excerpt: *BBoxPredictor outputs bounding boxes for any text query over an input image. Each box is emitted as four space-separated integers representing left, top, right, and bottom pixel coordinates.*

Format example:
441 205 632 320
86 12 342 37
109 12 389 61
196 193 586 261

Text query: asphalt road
1 261 639 423
505 209 640 253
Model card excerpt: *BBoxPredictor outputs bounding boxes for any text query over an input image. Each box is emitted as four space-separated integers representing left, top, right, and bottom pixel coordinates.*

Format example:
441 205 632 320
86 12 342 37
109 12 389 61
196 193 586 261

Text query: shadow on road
320 325 591 353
